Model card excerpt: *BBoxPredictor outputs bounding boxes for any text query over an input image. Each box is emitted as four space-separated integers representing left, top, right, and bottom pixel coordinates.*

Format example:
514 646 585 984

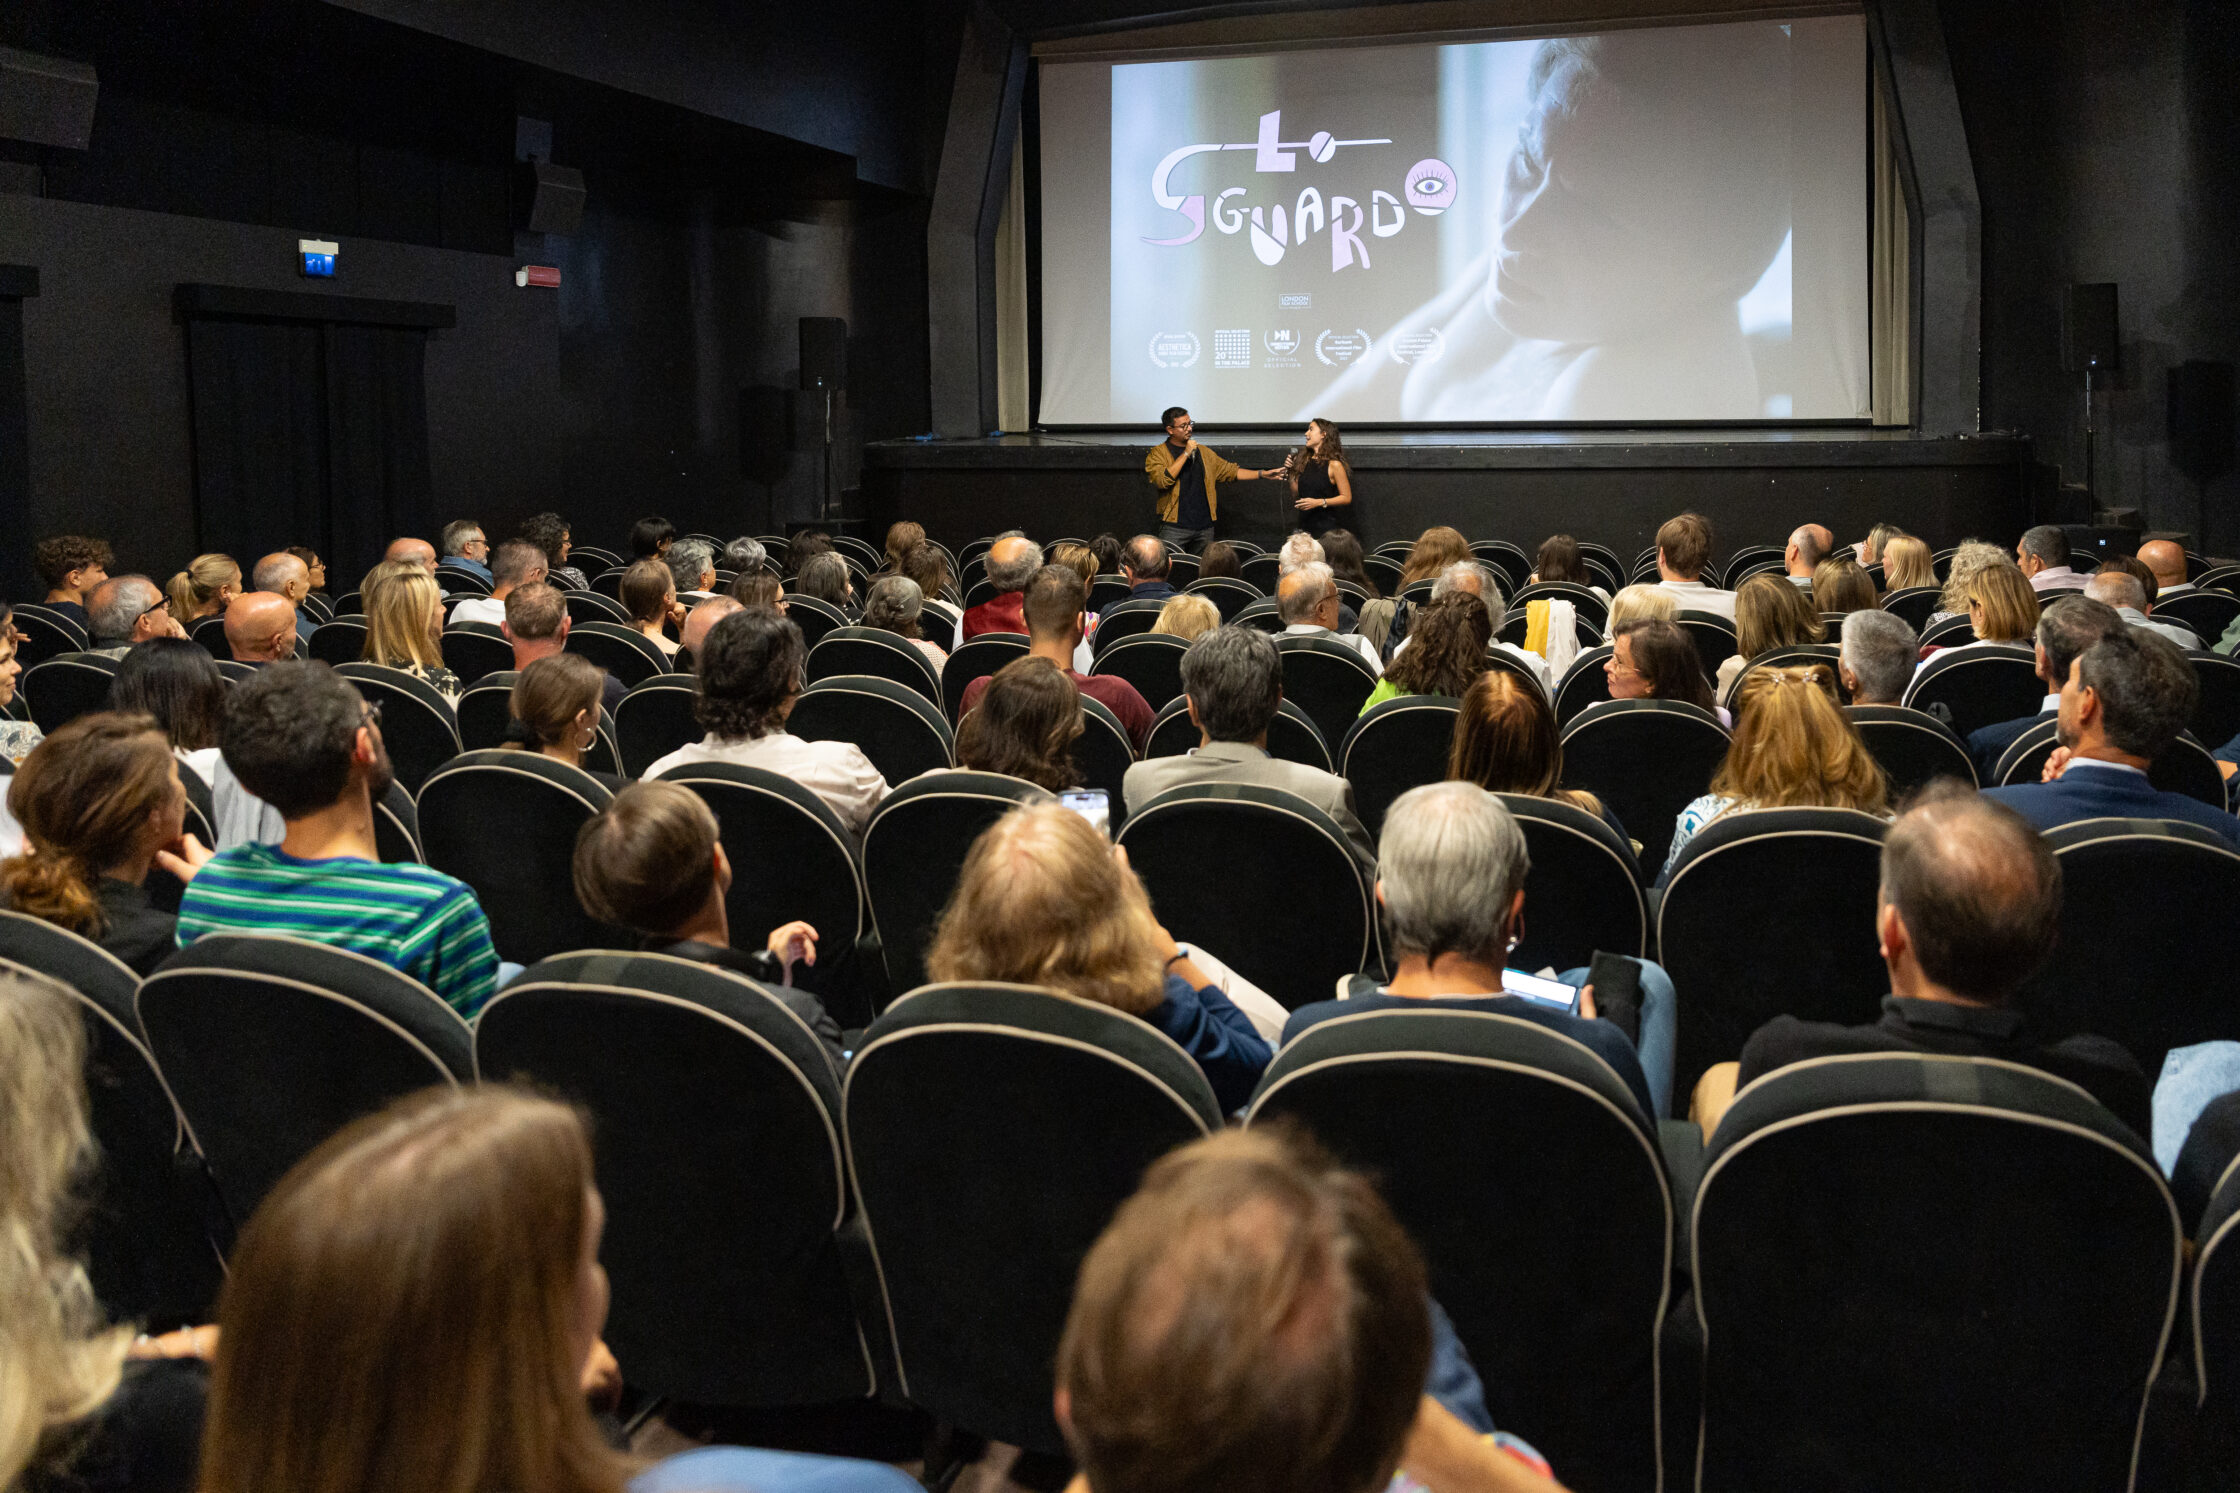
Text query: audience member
361 560 461 697
1362 592 1490 712
1277 531 1325 576
251 551 318 647
1837 608 1921 707
1447 670 1625 847
86 574 187 656
789 529 836 571
383 535 438 574
33 534 112 632
665 538 719 603
1963 596 2125 780
504 582 626 711
223 592 299 665
2137 538 2192 598
1531 533 1606 598
955 656 1084 792
880 521 925 574
965 532 1042 638
2104 553 2163 603
1880 534 1935 591
927 803 1273 1111
678 594 743 667
1089 532 1124 578
862 574 947 669
164 552 241 629
520 512 589 590
1056 1126 1566 1493
1783 522 1833 586
791 552 855 616
1812 556 1877 615
1150 593 1222 641
1661 664 1888 882
177 662 500 1015
1933 560 2039 651
505 654 616 786
1428 561 1544 683
1282 782 1673 1118
1049 542 1100 588
449 538 547 627
960 566 1155 749
0 971 205 1493
439 519 492 582
1121 626 1374 863
1358 529 1468 657
0 627 31 771
1322 528 1380 599
1718 573 1825 700
108 638 282 847
620 558 684 661
1602 618 1721 722
631 515 677 559
1601 582 1679 639
1195 540 1242 580
1651 512 1736 620
643 609 888 833
1689 784 2148 1139
722 536 768 576
1932 540 2013 623
2016 525 2080 593
900 542 951 604
729 572 785 615
1120 534 1176 602
1984 627 2240 846
1397 526 1472 588
2086 566 2200 649
1277 561 1383 675
0 714 208 975
1858 522 1903 567
285 544 327 595
573 780 837 1061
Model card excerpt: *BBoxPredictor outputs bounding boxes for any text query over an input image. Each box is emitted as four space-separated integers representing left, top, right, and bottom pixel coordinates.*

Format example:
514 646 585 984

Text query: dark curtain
184 316 434 587
0 271 34 602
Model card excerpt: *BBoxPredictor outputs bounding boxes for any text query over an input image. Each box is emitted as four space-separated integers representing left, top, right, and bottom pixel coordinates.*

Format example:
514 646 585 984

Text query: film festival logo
1143 110 1455 272
1148 330 1201 369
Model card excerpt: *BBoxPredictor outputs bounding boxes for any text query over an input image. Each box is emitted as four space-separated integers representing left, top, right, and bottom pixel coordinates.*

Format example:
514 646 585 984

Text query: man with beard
174 660 501 1016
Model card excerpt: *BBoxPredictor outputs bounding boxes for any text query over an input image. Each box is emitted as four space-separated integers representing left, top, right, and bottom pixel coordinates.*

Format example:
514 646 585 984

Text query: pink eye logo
1404 158 1457 215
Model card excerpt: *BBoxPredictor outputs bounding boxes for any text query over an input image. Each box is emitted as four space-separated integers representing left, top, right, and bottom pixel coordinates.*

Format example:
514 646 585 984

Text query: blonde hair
1398 527 1471 587
1936 540 2010 617
926 804 1167 1015
1150 594 1221 641
1963 561 2041 643
1812 557 1877 615
165 553 240 626
1710 665 1888 814
360 560 445 674
1050 544 1099 585
1734 573 1826 658
197 1088 629 1493
0 971 133 1487
1604 583 1679 638
1881 535 1935 591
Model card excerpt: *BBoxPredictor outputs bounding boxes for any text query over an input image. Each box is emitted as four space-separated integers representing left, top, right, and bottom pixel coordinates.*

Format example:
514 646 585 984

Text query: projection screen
1037 16 1869 426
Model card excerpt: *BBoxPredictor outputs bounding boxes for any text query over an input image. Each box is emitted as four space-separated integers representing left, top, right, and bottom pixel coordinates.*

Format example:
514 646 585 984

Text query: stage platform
861 427 2037 557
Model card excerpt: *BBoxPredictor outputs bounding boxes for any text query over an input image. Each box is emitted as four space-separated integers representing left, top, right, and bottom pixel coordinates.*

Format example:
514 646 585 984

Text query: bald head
2085 569 2149 613
252 551 310 601
1276 562 1338 626
985 532 1045 592
225 592 299 663
680 595 743 659
1787 524 1832 576
385 537 437 573
2137 540 2188 591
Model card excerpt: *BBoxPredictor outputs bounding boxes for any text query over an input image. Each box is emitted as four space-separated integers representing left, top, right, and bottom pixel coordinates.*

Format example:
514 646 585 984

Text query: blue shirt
1130 579 1178 602
1147 973 1271 1113
444 555 493 583
1983 758 2240 848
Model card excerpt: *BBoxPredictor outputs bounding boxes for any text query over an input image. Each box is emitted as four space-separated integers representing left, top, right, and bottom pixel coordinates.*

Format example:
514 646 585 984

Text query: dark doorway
177 284 452 587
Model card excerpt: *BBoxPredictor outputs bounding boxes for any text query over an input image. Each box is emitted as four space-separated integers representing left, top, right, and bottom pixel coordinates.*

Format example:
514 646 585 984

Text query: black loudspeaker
2062 283 2119 373
800 317 847 391
520 160 585 235
2170 360 2237 486
0 49 98 151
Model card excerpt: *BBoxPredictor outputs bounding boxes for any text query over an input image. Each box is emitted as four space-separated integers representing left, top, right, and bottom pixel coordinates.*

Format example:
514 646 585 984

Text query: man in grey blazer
1121 625 1376 866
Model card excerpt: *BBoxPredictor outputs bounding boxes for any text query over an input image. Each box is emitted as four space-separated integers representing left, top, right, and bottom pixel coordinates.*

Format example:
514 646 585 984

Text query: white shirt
2028 565 2080 593
1787 572 1815 588
178 746 286 849
642 732 890 834
449 595 507 627
1282 623 1384 676
1656 579 1738 621
2117 605 2202 650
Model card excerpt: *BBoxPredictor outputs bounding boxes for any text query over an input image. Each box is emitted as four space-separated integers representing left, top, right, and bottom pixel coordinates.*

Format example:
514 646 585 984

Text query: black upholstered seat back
1696 1054 2178 1493
1497 794 1647 967
417 751 617 964
23 652 119 734
10 604 87 666
1902 645 2043 739
1072 695 1135 812
1846 704 1978 793
861 772 1050 995
790 674 954 786
565 619 668 686
1555 646 1616 725
1090 632 1188 713
1273 633 1380 747
615 675 699 777
1558 699 1729 870
1250 1009 1667 1493
1675 609 1739 677
808 626 944 706
1340 695 1460 837
332 663 461 792
844 982 1218 1453
942 634 1027 720
477 952 870 1405
439 623 515 685
306 616 368 665
2195 1155 2240 1436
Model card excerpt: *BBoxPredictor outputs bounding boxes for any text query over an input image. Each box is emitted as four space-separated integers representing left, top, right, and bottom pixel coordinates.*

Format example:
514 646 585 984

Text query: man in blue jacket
1984 626 2240 848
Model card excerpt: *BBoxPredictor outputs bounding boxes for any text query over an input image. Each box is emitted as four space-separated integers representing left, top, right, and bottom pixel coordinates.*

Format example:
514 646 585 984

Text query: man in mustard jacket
1144 407 1280 553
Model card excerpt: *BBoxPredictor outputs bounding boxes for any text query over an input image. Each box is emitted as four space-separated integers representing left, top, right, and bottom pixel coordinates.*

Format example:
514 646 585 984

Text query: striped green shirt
175 844 501 1018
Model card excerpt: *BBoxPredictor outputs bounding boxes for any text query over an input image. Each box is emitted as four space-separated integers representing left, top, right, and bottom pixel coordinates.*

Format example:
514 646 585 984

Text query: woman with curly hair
518 511 589 590
1360 592 1492 713
954 656 1083 793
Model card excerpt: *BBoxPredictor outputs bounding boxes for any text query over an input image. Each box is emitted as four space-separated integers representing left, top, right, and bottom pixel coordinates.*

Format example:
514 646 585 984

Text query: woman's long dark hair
106 638 227 751
1618 619 1717 712
1300 417 1347 473
1384 592 1492 699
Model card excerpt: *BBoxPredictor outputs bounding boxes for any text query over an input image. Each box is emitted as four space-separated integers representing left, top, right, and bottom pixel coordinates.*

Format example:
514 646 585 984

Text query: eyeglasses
360 702 384 732
140 600 170 620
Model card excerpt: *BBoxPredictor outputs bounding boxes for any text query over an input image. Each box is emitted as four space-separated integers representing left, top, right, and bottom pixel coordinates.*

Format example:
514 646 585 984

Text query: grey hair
2084 570 2149 613
1377 783 1531 966
87 575 159 645
722 537 768 574
862 574 924 633
986 531 1045 591
1837 610 1918 703
1277 532 1326 575
1276 560 1336 624
439 519 484 558
665 539 716 592
2076 628 2196 758
1179 625 1284 741
1788 525 1828 568
1433 561 1506 634
251 552 306 592
2018 525 2069 568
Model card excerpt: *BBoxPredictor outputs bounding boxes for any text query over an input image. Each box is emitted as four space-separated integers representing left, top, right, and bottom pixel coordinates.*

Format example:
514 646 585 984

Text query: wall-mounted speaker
0 47 98 151
2062 283 2119 373
2169 359 2236 486
799 317 847 392
519 160 585 236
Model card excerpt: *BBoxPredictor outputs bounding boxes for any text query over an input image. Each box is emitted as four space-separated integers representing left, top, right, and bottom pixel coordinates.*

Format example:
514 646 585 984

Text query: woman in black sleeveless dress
1289 418 1355 538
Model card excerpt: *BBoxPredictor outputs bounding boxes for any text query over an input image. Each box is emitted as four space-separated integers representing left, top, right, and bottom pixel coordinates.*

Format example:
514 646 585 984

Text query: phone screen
1501 969 1579 1012
1060 789 1111 838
